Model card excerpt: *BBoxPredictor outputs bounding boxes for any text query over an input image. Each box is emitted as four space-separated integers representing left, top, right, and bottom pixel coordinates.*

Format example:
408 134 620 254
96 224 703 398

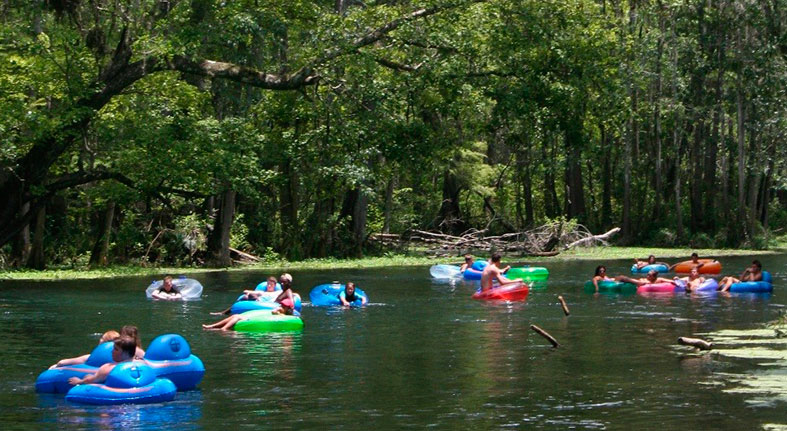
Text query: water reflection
38 391 203 431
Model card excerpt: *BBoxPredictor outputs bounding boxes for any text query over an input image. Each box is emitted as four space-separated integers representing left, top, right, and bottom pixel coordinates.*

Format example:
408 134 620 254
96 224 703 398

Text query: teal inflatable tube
631 264 669 274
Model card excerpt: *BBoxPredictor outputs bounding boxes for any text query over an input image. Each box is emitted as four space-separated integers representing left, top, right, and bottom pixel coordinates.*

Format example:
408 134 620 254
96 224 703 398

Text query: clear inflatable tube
145 277 203 300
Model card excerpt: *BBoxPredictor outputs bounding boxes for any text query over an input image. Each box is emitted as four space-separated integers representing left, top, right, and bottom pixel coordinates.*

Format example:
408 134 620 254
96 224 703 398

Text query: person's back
68 336 137 386
480 253 513 291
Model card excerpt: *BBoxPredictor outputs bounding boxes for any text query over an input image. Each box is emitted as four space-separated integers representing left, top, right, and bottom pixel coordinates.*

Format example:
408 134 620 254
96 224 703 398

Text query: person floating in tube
67 336 139 386
616 270 675 287
718 260 763 292
459 254 474 272
668 252 717 272
479 253 515 292
203 273 296 331
673 267 706 292
151 276 182 300
339 282 367 307
634 255 670 270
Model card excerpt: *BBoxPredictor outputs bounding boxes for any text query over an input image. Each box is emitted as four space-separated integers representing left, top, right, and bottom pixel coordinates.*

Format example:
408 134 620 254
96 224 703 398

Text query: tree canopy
1 0 785 268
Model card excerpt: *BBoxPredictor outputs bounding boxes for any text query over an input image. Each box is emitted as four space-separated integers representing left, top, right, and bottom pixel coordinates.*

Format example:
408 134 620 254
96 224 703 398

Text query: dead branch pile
369 221 620 257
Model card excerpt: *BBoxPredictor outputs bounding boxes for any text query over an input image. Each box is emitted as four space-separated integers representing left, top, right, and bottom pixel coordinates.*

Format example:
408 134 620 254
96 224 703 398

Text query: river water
0 254 785 430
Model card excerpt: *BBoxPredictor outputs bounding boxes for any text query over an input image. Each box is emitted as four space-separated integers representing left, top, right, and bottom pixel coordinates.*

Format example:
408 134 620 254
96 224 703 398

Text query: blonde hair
100 330 120 343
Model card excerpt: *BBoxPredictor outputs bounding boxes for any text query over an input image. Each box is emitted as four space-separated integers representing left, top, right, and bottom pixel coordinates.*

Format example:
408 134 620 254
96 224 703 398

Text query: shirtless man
67 336 138 386
616 270 675 287
674 267 705 292
719 260 763 292
480 253 516 292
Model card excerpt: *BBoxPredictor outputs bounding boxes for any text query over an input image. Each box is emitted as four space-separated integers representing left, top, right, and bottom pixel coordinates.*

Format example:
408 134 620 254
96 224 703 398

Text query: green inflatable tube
233 310 304 333
583 280 637 293
506 267 549 281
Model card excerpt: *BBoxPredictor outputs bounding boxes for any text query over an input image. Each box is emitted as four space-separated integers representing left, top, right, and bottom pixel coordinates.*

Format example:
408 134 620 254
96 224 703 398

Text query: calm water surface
1 255 785 430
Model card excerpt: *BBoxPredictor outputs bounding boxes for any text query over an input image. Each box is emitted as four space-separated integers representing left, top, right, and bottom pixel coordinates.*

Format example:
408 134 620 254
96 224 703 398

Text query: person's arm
50 354 90 369
459 264 469 272
275 288 293 304
339 291 350 306
494 269 514 285
68 363 113 385
592 276 600 292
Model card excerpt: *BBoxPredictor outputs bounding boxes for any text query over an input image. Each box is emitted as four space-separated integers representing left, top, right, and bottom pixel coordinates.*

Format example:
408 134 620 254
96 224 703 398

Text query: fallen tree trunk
564 227 621 250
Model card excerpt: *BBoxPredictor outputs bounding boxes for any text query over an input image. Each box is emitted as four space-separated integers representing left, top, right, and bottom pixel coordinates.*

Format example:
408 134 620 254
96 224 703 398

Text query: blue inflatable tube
36 342 115 393
143 334 205 391
631 264 669 274
230 293 302 314
463 260 488 280
65 362 177 405
310 283 367 307
730 271 773 293
37 334 204 394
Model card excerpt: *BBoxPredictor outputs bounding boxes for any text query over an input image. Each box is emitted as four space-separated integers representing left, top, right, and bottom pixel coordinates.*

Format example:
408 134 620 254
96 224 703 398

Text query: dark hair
647 270 658 278
648 255 656 263
752 260 762 269
491 253 502 263
594 265 606 276
464 254 473 261
346 282 355 290
691 252 699 258
120 325 141 347
115 336 137 358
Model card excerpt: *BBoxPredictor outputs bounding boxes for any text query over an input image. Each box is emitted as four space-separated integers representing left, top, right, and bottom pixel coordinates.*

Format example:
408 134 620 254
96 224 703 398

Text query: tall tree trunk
563 124 586 222
601 124 612 228
27 204 46 270
10 202 31 267
736 82 746 240
436 170 465 233
89 201 115 267
689 119 704 232
279 159 302 259
207 189 236 267
654 16 664 220
544 135 560 219
382 175 396 234
518 139 534 227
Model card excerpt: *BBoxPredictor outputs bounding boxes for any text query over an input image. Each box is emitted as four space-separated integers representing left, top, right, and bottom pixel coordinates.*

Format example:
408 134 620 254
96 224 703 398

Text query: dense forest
1 0 786 269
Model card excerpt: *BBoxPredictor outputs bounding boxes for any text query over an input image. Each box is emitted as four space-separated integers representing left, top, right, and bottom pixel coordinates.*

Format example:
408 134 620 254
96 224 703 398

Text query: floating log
677 337 713 350
557 296 570 316
530 325 560 348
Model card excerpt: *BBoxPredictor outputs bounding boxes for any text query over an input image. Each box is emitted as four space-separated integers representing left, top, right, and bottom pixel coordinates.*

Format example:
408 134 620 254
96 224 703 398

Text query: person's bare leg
219 315 242 331
203 316 234 329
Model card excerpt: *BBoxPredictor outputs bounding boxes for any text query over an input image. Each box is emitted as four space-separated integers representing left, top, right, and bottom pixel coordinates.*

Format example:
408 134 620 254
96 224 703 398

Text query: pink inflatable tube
637 282 679 293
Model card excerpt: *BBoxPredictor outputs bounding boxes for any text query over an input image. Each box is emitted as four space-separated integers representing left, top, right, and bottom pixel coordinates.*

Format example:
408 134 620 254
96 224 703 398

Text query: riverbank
0 246 782 281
